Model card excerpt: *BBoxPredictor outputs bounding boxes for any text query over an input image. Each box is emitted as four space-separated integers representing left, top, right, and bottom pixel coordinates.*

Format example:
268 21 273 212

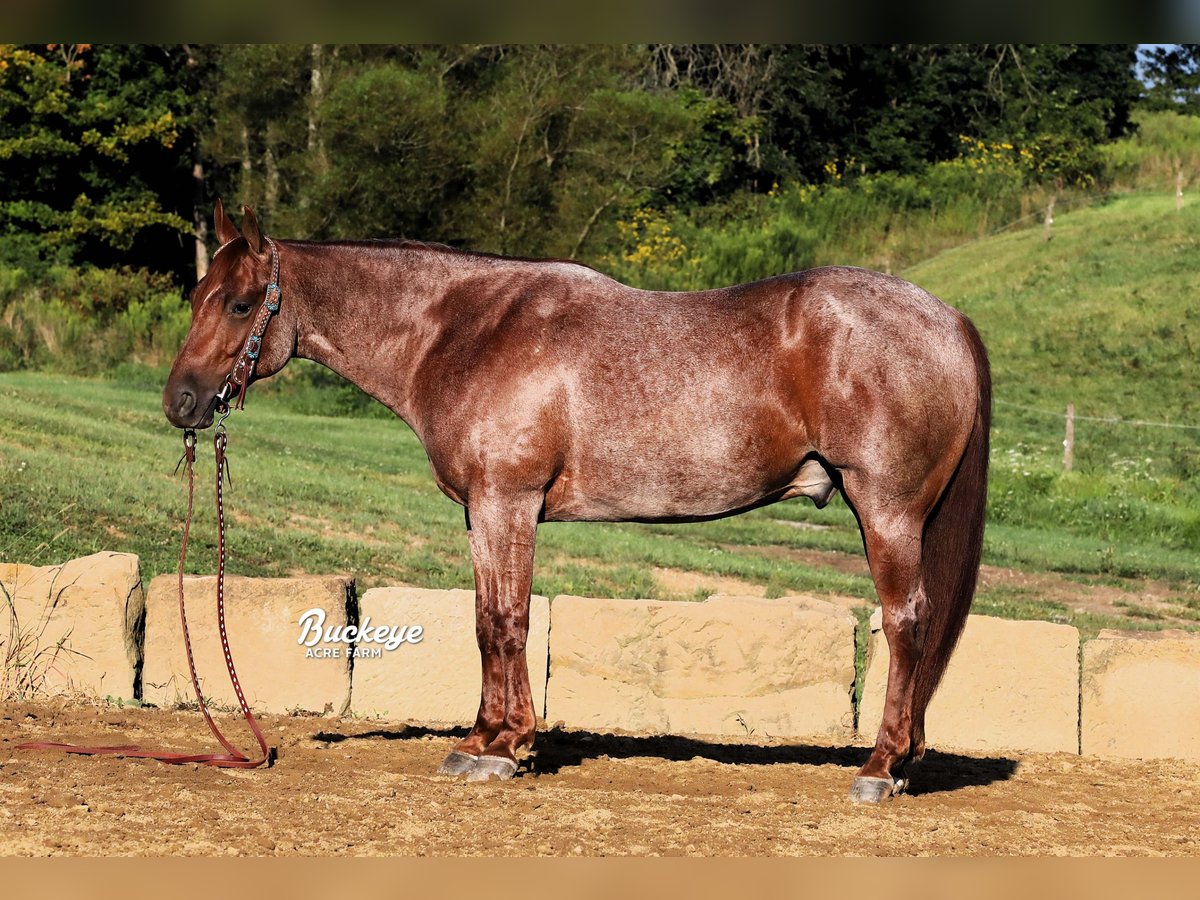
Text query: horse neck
279 240 459 426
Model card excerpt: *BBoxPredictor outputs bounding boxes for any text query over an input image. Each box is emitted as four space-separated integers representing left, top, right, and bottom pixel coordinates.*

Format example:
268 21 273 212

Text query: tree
1139 44 1200 114
0 44 194 273
453 45 710 257
206 45 314 236
986 44 1140 185
204 45 713 257
657 44 1139 189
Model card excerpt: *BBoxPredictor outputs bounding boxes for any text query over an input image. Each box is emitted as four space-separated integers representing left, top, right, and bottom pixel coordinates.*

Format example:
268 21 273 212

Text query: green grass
1 191 1198 639
0 365 1193 640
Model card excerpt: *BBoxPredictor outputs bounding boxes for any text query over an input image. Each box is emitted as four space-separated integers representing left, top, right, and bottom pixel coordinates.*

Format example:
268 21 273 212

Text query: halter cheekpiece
216 235 282 412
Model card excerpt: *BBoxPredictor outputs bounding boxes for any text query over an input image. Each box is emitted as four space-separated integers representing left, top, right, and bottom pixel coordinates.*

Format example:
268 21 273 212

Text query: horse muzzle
163 379 219 430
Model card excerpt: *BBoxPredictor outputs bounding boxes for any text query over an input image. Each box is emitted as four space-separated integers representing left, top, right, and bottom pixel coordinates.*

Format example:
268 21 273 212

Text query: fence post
1063 403 1075 472
1043 196 1056 242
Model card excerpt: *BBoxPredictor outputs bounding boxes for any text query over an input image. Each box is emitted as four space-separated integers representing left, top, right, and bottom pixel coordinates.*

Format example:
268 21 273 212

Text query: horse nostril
177 390 196 417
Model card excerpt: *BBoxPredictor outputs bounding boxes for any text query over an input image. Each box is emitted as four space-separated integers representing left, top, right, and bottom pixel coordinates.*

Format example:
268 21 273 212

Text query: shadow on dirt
312 724 1019 796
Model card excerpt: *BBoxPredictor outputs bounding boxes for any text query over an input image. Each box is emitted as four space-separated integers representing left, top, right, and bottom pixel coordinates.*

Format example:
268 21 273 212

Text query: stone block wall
141 573 355 715
1081 630 1200 760
858 613 1080 754
544 594 857 739
349 587 550 724
9 552 1200 762
1 551 143 700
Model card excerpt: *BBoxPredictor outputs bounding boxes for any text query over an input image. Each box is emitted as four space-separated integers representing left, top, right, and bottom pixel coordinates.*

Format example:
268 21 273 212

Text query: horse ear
241 205 265 255
214 198 239 247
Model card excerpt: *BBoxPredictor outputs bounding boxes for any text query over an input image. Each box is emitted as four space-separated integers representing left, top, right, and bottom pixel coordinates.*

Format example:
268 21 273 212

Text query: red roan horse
164 202 990 803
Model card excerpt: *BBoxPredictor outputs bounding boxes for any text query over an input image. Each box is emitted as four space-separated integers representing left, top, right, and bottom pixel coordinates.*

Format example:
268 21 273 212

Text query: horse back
409 262 982 522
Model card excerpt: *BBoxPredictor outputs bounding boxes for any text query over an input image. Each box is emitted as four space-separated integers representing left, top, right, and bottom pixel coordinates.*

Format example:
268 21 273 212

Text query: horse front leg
437 490 540 781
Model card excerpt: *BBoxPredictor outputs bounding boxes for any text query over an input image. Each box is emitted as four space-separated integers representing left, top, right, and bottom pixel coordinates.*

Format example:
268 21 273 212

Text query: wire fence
995 399 1200 432
904 186 1180 274
895 181 1199 479
991 397 1200 484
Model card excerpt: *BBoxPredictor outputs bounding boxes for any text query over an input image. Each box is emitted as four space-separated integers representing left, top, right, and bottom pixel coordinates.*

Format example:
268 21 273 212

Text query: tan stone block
1082 630 1200 760
858 613 1079 754
142 574 354 715
0 552 143 699
349 587 550 724
545 594 857 739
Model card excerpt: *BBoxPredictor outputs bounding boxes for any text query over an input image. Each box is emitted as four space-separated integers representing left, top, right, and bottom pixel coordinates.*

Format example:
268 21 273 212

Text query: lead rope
19 237 282 768
17 425 273 768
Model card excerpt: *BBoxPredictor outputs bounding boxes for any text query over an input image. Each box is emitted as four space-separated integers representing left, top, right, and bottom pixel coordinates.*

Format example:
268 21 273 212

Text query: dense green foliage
0 264 188 372
0 43 1173 380
0 45 198 273
602 144 1051 290
0 44 1144 275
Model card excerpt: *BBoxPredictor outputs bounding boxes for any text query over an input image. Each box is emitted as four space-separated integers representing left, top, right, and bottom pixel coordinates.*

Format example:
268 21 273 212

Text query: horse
164 201 991 803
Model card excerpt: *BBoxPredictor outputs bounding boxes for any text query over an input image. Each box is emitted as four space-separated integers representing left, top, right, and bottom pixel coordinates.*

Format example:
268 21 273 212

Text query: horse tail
913 314 991 712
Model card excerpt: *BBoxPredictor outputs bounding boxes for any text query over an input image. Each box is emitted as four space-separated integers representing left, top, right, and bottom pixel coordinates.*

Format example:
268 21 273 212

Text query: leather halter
216 235 282 412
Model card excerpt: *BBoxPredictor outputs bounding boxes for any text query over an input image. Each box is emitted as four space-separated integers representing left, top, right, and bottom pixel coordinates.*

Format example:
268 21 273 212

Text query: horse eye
231 301 253 317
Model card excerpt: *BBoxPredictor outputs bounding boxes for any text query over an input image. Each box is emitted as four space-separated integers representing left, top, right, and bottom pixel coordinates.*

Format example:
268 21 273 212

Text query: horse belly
544 418 803 522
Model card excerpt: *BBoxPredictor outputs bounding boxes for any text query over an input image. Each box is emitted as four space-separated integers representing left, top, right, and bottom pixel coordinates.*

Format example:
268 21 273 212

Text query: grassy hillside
1 192 1197 637
907 192 1199 575
912 192 1199 443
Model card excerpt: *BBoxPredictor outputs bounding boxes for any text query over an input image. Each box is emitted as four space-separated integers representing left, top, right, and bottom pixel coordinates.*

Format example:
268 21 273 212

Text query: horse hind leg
837 447 965 803
846 504 931 803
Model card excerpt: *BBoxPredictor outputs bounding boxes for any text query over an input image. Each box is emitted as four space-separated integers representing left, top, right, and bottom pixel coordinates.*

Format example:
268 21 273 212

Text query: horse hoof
848 776 895 804
465 755 518 782
437 751 478 776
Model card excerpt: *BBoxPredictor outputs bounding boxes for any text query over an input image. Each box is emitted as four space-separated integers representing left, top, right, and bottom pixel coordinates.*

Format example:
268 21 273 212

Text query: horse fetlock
479 726 535 763
872 729 913 766
453 730 498 758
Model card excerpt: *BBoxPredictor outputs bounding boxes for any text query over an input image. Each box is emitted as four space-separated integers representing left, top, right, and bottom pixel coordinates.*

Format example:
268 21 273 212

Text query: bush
0 260 190 373
1101 110 1200 190
597 149 1054 290
256 359 394 420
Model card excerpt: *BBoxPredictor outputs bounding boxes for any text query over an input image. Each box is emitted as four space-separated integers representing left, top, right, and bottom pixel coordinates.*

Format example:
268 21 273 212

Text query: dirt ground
2 699 1197 857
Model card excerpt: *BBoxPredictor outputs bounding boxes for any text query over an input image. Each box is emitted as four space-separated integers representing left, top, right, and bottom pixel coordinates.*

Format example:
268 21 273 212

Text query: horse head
163 200 291 429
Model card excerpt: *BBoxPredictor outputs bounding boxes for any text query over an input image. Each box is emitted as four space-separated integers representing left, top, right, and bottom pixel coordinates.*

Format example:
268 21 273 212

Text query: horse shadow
312 724 1019 796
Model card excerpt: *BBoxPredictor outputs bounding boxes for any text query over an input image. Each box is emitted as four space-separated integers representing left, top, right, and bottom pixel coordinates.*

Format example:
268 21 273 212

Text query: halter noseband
216 235 282 414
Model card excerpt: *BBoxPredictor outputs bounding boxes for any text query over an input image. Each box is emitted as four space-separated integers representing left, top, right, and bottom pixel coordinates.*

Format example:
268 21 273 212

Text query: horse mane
283 236 600 274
